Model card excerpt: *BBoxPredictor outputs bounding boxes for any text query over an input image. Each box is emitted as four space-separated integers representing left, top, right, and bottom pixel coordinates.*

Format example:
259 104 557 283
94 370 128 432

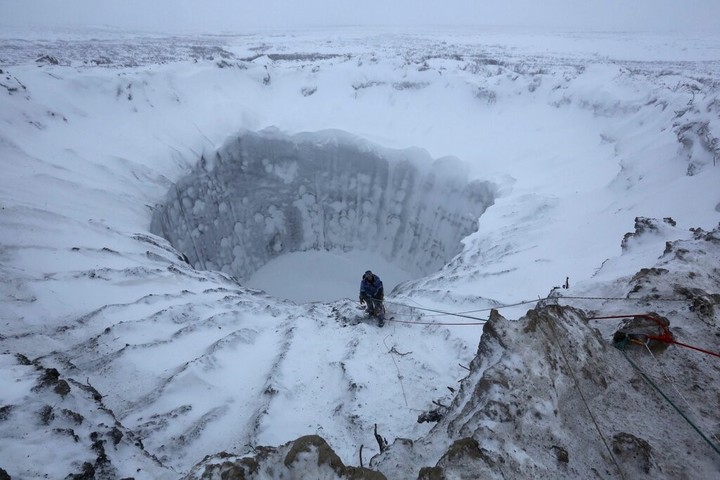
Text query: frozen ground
0 26 719 479
245 250 414 303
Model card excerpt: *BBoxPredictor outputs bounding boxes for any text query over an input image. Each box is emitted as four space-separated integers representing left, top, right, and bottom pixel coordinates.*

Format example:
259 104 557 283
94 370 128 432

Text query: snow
0 25 719 479
245 250 414 303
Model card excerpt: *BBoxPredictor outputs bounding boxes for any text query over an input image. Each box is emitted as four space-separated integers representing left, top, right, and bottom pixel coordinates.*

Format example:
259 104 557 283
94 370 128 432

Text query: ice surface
245 249 414 303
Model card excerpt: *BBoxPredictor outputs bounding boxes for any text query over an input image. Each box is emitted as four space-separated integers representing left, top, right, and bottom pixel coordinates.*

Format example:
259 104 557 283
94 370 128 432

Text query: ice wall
151 130 495 281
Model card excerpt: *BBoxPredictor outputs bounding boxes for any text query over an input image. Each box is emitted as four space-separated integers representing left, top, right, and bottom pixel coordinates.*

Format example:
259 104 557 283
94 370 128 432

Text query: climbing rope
383 300 489 322
646 336 720 359
615 338 720 459
420 298 544 316
409 295 687 318
382 294 690 326
546 317 627 480
383 335 409 407
389 317 486 326
559 295 686 303
642 343 697 423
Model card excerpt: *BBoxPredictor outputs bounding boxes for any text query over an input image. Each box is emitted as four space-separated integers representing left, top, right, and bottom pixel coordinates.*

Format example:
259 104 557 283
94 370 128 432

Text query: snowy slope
1 27 719 479
369 223 720 479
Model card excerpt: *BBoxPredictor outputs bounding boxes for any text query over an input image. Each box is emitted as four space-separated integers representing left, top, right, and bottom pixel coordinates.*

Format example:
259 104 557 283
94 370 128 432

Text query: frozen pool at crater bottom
243 250 415 304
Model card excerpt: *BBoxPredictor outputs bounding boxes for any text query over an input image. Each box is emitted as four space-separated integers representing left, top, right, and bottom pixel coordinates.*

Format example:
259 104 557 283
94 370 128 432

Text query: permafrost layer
151 130 496 283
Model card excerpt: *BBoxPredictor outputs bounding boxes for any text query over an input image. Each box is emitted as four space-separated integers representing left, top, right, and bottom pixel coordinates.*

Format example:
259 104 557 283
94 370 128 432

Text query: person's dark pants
361 295 384 318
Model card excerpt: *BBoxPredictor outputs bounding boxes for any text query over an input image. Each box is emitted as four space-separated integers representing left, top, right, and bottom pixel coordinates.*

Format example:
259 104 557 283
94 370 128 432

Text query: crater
151 129 496 302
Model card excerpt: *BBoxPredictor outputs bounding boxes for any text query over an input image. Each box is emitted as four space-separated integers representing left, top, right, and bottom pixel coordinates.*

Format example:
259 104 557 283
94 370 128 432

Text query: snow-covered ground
1 26 719 479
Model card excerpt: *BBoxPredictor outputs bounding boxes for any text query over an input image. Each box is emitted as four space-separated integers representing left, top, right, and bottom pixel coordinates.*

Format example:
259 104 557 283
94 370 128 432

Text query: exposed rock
35 54 59 65
284 435 345 472
108 426 124 447
417 408 444 424
61 409 85 425
188 435 385 479
611 314 672 351
417 466 443 479
66 461 95 480
33 367 60 390
418 467 446 480
612 432 655 474
621 217 678 251
54 428 80 442
29 365 72 397
435 437 498 478
54 379 71 397
0 405 14 422
14 354 32 366
38 405 55 425
551 445 569 464
630 267 668 285
675 286 720 325
690 224 720 243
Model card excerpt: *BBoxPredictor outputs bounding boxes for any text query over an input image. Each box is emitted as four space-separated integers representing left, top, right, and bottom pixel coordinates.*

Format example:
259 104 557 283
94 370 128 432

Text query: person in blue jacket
359 270 385 327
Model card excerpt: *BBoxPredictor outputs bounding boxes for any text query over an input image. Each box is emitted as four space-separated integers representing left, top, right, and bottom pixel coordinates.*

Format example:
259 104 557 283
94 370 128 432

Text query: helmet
363 270 373 281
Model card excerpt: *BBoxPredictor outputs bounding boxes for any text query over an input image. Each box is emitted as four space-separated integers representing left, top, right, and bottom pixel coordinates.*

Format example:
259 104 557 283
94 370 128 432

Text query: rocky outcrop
441 227 718 478
621 216 678 251
367 222 720 479
187 434 385 479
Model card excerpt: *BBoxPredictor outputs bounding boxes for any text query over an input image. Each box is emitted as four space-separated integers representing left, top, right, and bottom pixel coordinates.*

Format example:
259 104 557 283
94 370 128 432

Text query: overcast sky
1 0 719 33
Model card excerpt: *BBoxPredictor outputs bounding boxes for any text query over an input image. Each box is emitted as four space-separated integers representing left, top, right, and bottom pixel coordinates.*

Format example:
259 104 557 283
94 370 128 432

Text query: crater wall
151 130 495 281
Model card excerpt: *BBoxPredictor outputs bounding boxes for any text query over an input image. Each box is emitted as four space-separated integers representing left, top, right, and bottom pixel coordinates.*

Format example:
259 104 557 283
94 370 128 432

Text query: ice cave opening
151 129 496 302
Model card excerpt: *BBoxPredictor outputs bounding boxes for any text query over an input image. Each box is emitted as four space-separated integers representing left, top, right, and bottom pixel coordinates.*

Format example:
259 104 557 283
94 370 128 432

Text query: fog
2 0 718 33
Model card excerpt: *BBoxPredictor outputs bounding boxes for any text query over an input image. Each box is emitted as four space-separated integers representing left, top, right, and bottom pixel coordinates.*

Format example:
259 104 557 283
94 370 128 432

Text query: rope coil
589 314 719 359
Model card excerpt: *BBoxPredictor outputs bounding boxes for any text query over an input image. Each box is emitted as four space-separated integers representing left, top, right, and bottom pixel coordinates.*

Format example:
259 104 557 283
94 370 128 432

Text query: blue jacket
360 275 384 299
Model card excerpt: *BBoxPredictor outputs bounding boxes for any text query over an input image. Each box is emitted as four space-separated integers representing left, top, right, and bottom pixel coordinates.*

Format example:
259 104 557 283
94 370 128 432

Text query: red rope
589 314 719 359
647 336 720 359
387 312 718 357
